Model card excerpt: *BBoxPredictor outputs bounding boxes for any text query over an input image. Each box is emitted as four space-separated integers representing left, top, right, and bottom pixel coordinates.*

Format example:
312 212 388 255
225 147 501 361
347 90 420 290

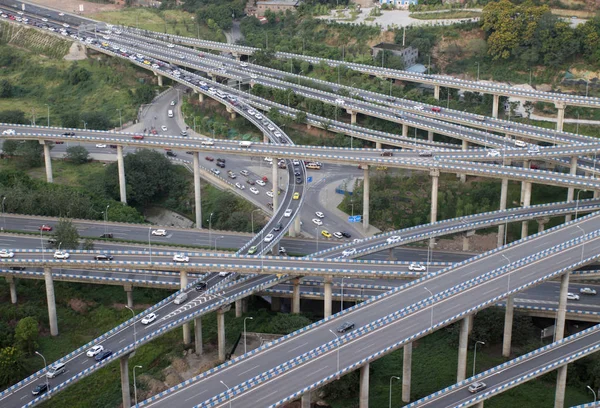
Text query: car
337 321 355 333
41 18 48 22
264 157 273 163
161 125 168 132
0 250 14 258
53 250 70 259
240 170 249 176
273 223 283 232
211 168 221 175
141 313 157 325
315 211 325 219
264 233 274 243
59 12 65 16
166 150 177 157
381 151 394 157
321 230 332 238
284 209 293 217
567 292 580 300
95 350 113 362
132 134 144 140
293 159 300 166
167 43 175 48
468 381 487 393
387 236 401 244
86 345 104 357
173 253 189 263
255 114 263 120
95 144 107 148
333 232 344 239
62 132 75 136
62 23 70 28
293 192 300 200
249 187 259 195
580 287 597 295
216 157 226 163
2 129 15 135
296 177 304 184
312 218 323 226
205 156 214 161
235 182 245 190
216 161 226 168
408 263 426 272
431 106 441 113
418 150 433 157
170 100 176 106
240 62 249 67
341 231 352 238
278 247 287 255
487 149 500 157
335 98 345 105
256 180 266 186
528 144 540 154
39 225 52 231
94 253 113 261
514 139 527 148
31 383 48 396
151 229 167 236
100 233 114 238
414 105 424 111
227 171 237 179
266 191 274 198
248 245 258 254
46 362 66 378
219 271 231 277
342 248 357 257
195 281 208 291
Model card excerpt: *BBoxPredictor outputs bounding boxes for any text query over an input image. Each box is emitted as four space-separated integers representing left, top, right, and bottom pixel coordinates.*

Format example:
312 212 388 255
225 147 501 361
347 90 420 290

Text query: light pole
208 212 214 247
576 225 586 264
575 189 586 220
502 253 511 292
2 196 6 230
104 205 110 235
297 70 304 85
35 351 50 394
389 375 400 408
475 62 479 81
587 385 596 402
251 209 261 233
472 340 485 377
82 121 87 130
215 235 224 251
244 316 253 354
133 365 143 405
148 227 152 263
220 380 232 408
329 329 340 374
315 227 319 251
424 286 433 329
45 104 50 127
40 228 45 261
340 276 344 312
126 305 137 348
116 109 122 129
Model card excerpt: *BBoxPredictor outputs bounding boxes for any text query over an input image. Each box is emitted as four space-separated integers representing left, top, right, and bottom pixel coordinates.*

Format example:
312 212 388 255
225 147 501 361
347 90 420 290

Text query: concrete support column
456 315 472 382
521 181 532 239
430 168 440 248
181 271 191 345
428 131 433 142
324 276 333 318
44 267 58 336
492 94 499 118
350 111 357 125
194 317 203 355
555 102 566 132
359 363 370 408
402 124 408 137
497 178 508 248
595 190 600 199
272 161 279 212
556 273 570 341
193 152 202 229
459 140 469 182
502 295 514 358
117 145 127 204
235 299 243 318
462 234 470 251
474 402 484 408
375 141 382 150
292 278 301 314
402 342 412 403
157 75 163 87
301 393 311 408
42 142 53 183
263 133 269 143
6 276 17 304
388 247 395 261
363 166 370 231
226 106 236 120
217 308 226 362
242 298 248 313
198 92 204 102
537 217 549 233
555 366 568 408
434 85 440 100
566 156 578 223
124 285 133 308
271 296 281 312
120 354 131 408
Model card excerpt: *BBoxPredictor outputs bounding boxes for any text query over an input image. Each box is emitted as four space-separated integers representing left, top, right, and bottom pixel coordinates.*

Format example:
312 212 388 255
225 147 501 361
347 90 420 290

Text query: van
46 362 66 378
168 110 174 118
239 141 253 148
174 293 188 305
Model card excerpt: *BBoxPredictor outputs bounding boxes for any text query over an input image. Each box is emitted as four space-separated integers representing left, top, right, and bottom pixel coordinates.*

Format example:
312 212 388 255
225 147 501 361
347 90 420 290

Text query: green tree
14 317 38 355
2 140 18 156
65 146 90 164
53 218 80 249
14 141 45 169
82 238 95 250
0 110 27 124
0 347 26 386
0 80 12 98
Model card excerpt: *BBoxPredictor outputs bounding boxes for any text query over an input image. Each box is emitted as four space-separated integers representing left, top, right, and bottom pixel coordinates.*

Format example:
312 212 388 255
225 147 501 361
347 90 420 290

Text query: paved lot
26 0 120 15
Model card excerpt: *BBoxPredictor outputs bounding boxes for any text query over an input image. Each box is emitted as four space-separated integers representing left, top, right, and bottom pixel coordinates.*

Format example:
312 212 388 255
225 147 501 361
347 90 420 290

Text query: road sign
348 215 362 223
307 176 313 183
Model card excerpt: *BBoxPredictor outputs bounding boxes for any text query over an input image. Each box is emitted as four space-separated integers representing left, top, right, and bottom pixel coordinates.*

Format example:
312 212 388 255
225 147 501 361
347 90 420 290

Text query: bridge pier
181 271 191 345
459 140 468 183
434 85 440 100
554 272 570 408
430 169 440 248
521 181 532 238
193 152 202 229
555 102 566 132
292 278 301 313
349 110 357 125
388 247 395 261
194 317 203 355
226 106 236 120
492 94 499 118
264 133 270 143
375 141 382 150
363 166 370 232
497 178 509 248
456 315 472 382
272 161 279 212
402 342 412 402
44 267 58 336
217 307 227 362
42 142 53 183
271 296 281 312
198 92 204 102
157 74 163 87
235 299 243 318
537 217 549 233
6 276 17 304
502 295 514 358
359 363 370 408
124 285 133 308
117 145 127 204
301 393 311 408
324 276 333 317
120 354 131 408
428 131 434 142
462 233 471 251
565 156 578 222
402 123 408 137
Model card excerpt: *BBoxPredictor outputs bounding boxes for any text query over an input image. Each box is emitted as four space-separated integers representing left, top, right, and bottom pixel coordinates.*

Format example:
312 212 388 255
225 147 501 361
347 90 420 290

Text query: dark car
205 156 214 161
273 222 283 232
341 231 352 238
216 158 226 163
246 179 255 185
294 171 301 176
109 145 118 149
10 266 26 271
62 132 75 136
381 151 393 157
295 177 303 184
95 350 113 362
195 281 207 291
337 321 355 333
216 161 225 168
32 383 48 396
166 150 177 157
94 253 114 261
100 233 113 239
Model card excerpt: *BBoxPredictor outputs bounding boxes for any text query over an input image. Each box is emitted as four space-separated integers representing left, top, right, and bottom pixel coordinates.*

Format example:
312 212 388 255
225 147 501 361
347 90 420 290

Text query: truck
239 141 253 148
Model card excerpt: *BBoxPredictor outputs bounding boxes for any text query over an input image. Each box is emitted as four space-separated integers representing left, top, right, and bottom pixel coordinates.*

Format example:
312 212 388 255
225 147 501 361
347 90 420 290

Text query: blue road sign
348 215 362 223
307 176 313 183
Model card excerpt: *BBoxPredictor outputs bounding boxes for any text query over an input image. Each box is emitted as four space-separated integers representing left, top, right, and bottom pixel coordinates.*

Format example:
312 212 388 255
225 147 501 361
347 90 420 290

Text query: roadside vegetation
409 10 481 20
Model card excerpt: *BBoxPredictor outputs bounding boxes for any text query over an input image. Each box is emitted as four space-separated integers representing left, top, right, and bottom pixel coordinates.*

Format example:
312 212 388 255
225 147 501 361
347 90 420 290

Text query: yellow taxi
293 192 300 200
321 230 332 238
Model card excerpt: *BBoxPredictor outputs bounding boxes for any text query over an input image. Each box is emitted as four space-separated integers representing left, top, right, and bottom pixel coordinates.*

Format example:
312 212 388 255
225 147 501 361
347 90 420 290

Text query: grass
409 10 481 20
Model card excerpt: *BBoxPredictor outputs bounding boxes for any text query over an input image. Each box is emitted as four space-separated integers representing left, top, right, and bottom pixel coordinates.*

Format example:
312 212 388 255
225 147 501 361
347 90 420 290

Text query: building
379 0 418 8
255 0 300 16
372 43 419 67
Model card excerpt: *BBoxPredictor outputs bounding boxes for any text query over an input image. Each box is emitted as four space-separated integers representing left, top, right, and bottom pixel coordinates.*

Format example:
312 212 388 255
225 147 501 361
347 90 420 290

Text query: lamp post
472 340 485 377
35 351 50 394
576 225 586 264
215 235 224 251
82 121 87 130
340 276 345 312
475 62 479 82
502 253 511 292
45 104 50 127
298 70 304 85
2 196 6 230
329 329 340 374
220 380 232 408
116 109 122 129
148 227 152 263
244 317 253 354
126 305 137 348
315 227 319 251
40 228 45 261
575 189 586 220
424 286 434 329
133 365 143 405
104 205 109 236
251 209 261 233
208 212 214 248
587 385 596 402
389 375 400 408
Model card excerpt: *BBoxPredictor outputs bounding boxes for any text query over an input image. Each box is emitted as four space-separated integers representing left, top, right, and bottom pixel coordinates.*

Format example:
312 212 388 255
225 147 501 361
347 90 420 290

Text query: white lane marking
184 389 207 402
287 341 309 353
238 364 261 377
255 390 279 403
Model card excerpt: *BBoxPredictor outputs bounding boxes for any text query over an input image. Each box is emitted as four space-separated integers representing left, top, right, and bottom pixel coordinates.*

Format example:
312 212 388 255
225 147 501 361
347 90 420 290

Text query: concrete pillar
555 102 566 132
359 363 370 408
194 317 203 355
428 131 433 142
324 276 333 318
502 295 514 358
124 285 133 308
193 152 202 229
350 111 357 125
272 161 279 212
375 141 382 150
242 298 248 313
198 92 204 102
402 342 412 403
292 278 301 314
263 133 269 143
294 216 301 235
271 296 281 312
43 142 53 183
402 124 408 137
388 247 395 261
434 85 440 100
6 276 17 304
537 218 549 233
555 365 567 408
217 308 226 362
363 166 370 231
566 156 578 223
497 178 508 248
456 315 472 382
430 168 439 247
492 94 499 118
555 273 570 341
462 234 470 251
301 393 311 408
460 140 468 183
521 181 532 238
474 402 484 408
44 267 58 336
117 145 127 204
235 299 243 318
181 271 191 345
226 106 236 120
157 74 163 87
120 354 131 408
595 190 600 199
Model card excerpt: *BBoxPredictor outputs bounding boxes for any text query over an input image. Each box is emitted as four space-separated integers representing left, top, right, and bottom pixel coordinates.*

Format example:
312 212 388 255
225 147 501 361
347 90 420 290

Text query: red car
431 107 441 112
39 225 52 231
205 156 214 161
132 135 144 140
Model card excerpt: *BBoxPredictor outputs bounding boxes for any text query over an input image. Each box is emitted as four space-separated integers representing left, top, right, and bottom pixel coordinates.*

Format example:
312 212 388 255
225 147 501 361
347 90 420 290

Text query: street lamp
35 351 50 395
214 235 224 251
81 121 87 130
2 196 6 230
116 109 122 129
329 329 340 374
298 70 304 85
148 227 152 263
575 189 586 220
587 385 596 402
244 317 253 354
475 62 480 81
340 276 344 312
576 225 586 264
208 212 214 248
472 340 485 377
104 205 110 235
125 305 137 348
220 380 232 408
502 254 511 292
251 209 261 233
133 365 143 405
389 376 400 408
424 286 434 329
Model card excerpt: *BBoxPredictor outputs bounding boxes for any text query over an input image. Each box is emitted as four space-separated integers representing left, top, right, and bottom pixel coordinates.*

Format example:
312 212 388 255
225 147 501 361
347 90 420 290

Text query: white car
167 43 175 48
293 159 300 166
333 232 344 239
249 187 259 195
247 109 256 116
86 345 104 357
567 292 580 301
250 74 257 79
53 250 70 259
141 313 157 325
342 248 357 257
161 125 168 132
201 140 215 146
264 233 274 243
264 157 273 163
408 263 426 272
41 18 48 22
256 180 266 187
315 212 325 218
386 236 401 244
235 182 245 190
284 209 293 217
240 62 248 67
96 144 107 148
266 191 274 198
580 287 597 295
62 23 69 28
240 170 249 176
151 229 167 236
267 125 275 131
0 250 14 258
486 149 500 157
2 129 15 135
312 218 323 226
173 253 189 263
528 144 540 154
414 105 424 111
514 139 527 148
335 98 345 105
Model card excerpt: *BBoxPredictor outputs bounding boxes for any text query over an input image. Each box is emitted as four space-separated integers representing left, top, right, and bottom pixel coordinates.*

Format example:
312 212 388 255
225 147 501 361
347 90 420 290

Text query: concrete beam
363 166 370 231
456 315 471 382
44 267 58 336
324 276 333 318
359 363 370 408
195 317 203 356
402 342 412 402
193 152 202 229
42 142 53 183
117 145 127 204
120 354 131 408
6 276 16 304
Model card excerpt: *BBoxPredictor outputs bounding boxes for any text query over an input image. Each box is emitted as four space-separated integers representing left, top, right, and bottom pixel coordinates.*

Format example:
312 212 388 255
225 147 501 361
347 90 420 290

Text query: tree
0 347 26 386
14 141 45 169
65 146 90 164
0 80 12 98
2 140 18 157
53 218 80 249
82 238 94 250
0 110 27 124
14 317 38 355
